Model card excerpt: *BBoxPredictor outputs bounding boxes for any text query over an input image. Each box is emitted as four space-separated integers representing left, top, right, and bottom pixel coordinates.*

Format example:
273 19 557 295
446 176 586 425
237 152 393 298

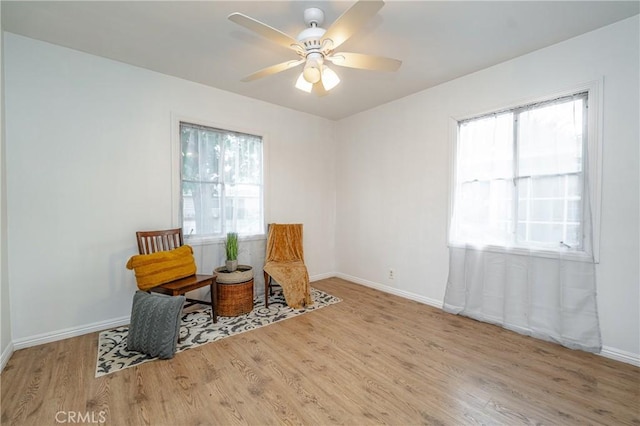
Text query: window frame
171 114 267 245
447 80 603 262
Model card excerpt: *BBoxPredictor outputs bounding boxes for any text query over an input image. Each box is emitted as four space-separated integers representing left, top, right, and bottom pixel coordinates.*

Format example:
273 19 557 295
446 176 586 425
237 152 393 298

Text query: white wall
4 33 336 344
1 6 14 370
335 16 639 362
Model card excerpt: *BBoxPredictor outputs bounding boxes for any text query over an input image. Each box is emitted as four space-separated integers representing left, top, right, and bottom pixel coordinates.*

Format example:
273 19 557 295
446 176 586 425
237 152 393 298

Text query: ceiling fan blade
327 52 401 72
312 80 329 97
228 12 302 52
241 59 305 82
321 0 385 51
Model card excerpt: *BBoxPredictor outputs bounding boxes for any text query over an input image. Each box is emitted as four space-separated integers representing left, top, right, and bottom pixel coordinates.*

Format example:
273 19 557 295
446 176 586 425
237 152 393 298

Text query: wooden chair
136 228 217 323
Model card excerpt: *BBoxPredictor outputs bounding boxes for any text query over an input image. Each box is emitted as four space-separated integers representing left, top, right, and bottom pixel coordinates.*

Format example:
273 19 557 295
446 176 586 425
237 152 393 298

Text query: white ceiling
3 1 638 120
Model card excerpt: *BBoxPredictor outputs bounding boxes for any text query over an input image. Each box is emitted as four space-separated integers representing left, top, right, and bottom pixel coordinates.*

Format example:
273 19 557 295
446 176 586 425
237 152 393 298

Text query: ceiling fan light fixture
302 53 323 83
303 63 321 84
321 65 340 91
295 73 313 93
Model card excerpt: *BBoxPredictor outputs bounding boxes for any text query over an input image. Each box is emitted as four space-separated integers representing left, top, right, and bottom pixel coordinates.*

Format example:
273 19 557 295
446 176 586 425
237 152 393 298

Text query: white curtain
443 247 601 352
444 94 602 353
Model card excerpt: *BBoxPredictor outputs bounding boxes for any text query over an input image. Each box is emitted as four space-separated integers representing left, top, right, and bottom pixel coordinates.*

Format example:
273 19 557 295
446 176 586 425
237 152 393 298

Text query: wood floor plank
1 277 638 425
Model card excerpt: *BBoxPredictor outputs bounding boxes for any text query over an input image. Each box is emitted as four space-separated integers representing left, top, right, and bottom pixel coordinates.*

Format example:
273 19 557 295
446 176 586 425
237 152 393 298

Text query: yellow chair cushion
126 245 197 291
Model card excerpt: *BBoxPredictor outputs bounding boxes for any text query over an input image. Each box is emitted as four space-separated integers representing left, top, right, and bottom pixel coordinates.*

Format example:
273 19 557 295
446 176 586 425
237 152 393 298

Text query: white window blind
450 92 589 255
180 122 264 239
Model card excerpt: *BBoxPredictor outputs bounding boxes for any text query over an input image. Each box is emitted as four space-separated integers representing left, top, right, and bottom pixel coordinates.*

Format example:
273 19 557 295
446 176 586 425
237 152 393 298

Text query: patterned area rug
96 288 340 377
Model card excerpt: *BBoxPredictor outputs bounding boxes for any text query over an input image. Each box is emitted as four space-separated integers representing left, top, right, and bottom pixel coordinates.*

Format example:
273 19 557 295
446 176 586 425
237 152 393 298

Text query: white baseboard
335 272 442 308
600 346 640 367
310 272 336 282
1 341 14 372
12 316 130 351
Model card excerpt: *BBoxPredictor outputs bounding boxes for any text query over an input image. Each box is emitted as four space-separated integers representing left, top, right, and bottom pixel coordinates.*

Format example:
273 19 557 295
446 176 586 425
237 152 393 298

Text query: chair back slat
136 228 184 255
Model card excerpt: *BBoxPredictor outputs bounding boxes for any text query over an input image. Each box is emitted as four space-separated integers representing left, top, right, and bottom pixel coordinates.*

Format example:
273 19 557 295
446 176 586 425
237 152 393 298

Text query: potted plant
225 232 239 272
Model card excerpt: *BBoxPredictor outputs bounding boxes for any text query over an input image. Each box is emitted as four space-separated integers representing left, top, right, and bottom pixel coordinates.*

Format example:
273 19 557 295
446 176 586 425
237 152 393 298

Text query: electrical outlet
388 268 394 280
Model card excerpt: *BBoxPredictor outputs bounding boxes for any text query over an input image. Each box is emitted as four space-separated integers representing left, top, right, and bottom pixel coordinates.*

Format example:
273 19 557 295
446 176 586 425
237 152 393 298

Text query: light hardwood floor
2 277 639 425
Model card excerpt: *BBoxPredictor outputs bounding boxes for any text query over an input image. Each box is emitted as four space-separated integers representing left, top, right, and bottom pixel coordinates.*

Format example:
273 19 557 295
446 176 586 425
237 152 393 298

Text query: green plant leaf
225 232 238 260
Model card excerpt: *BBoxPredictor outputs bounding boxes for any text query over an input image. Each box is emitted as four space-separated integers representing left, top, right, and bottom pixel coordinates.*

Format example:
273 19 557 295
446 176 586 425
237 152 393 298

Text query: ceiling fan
228 0 401 95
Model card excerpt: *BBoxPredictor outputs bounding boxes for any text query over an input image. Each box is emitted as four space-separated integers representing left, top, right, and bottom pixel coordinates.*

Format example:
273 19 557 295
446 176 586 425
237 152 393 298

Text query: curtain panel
443 246 601 352
444 91 601 353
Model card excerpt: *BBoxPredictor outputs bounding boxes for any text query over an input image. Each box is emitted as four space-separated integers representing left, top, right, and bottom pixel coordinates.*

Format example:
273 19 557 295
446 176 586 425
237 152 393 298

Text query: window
450 92 591 255
180 122 263 239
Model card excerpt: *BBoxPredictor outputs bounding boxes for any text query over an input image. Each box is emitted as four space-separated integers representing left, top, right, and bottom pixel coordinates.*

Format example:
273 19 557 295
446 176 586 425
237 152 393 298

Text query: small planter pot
225 259 238 272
